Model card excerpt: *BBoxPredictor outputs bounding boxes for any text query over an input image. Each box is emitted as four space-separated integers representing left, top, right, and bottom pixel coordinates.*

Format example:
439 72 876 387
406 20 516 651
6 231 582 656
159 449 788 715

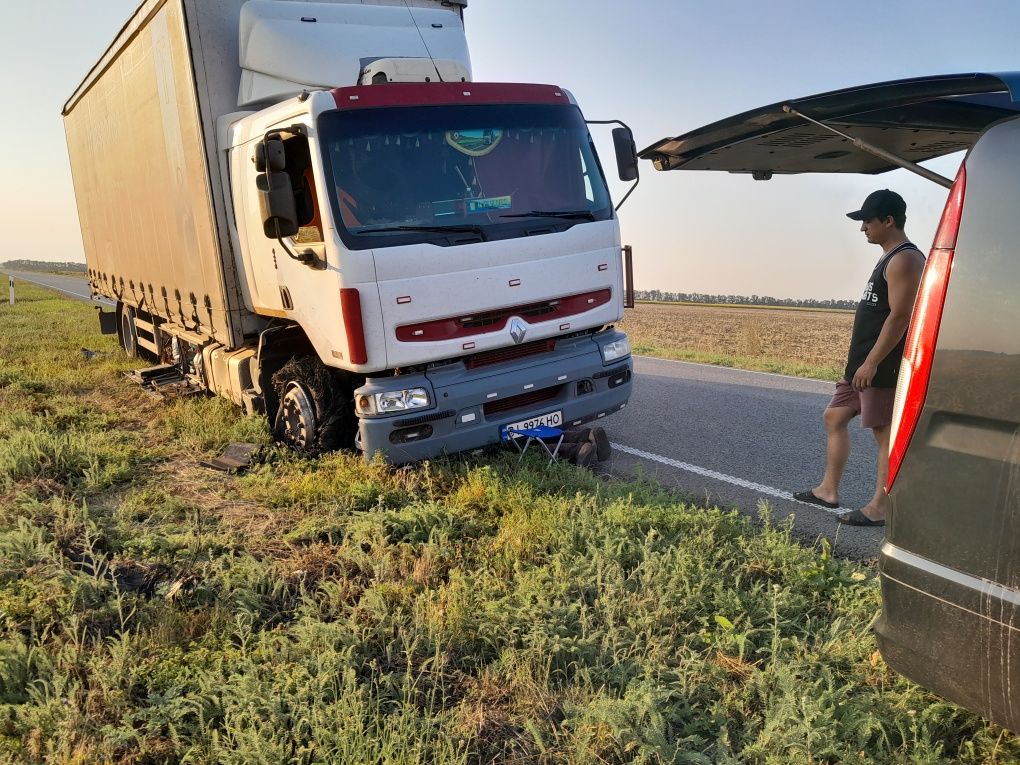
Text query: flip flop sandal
793 489 840 509
837 508 885 527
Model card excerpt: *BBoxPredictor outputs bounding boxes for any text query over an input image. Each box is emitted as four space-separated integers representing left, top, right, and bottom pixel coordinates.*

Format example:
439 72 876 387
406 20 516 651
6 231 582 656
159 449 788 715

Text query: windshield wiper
355 224 488 240
500 209 596 220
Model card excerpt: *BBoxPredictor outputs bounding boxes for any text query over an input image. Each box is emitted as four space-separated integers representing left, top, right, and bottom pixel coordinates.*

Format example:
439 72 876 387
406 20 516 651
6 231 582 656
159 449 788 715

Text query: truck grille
465 339 555 369
396 289 611 342
483 385 562 417
460 302 557 329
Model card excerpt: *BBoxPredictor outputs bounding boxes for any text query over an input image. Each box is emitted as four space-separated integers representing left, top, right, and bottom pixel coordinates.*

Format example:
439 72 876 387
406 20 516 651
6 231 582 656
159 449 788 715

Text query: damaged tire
271 355 353 453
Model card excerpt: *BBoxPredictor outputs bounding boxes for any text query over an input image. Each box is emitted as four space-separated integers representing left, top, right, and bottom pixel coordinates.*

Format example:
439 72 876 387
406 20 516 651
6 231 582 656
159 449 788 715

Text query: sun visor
238 1 471 106
640 72 1020 176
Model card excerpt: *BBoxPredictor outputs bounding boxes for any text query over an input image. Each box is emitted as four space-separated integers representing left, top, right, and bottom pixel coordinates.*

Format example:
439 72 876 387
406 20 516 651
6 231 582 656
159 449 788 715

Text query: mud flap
97 308 118 335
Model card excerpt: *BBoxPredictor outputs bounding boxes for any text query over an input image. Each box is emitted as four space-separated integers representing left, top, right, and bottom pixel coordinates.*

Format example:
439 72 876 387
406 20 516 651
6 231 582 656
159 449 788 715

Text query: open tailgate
639 72 1020 184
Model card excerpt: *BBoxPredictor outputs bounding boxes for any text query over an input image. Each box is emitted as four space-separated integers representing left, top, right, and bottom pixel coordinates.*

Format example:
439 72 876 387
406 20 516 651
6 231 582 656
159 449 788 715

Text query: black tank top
844 242 923 388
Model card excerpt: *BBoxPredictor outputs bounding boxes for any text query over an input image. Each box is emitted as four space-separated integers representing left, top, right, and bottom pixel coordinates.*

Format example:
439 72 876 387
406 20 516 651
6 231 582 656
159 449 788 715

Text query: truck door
231 136 286 313
231 128 325 314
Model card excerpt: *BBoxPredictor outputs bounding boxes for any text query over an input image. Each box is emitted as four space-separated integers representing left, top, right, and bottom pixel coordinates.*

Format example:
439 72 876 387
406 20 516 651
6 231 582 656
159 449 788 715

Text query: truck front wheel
271 356 352 453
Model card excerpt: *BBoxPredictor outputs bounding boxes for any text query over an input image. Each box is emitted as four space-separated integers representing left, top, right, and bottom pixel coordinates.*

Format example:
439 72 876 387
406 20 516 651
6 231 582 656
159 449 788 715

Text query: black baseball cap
846 189 906 221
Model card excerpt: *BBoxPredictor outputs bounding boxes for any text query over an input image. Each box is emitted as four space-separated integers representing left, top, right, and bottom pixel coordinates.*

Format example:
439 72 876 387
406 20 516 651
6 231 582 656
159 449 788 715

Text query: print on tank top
844 242 923 388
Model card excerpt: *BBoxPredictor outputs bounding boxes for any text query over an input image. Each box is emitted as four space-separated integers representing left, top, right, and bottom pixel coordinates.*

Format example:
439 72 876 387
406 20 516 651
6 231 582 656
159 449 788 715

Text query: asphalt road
4 270 883 559
3 270 113 307
600 357 884 560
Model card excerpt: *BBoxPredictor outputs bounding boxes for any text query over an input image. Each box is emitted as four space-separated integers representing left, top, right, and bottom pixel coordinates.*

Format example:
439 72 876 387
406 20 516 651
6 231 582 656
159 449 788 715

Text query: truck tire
271 356 351 453
118 303 139 358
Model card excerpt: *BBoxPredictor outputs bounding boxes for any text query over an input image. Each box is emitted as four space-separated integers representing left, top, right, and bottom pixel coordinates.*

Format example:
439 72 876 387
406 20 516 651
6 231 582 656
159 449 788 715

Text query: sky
2 0 1018 300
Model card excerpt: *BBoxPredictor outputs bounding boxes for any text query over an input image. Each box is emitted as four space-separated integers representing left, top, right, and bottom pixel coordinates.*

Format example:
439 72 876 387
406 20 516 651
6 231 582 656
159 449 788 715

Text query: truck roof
63 0 468 116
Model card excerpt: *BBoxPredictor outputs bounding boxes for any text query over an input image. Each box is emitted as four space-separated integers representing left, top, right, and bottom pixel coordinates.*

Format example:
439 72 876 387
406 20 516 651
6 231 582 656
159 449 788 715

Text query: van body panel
876 542 1019 730
639 76 1020 730
877 117 1020 731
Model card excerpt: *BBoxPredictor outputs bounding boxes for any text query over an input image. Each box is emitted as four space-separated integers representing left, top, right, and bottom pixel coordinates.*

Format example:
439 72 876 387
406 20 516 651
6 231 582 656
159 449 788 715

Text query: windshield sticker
466 196 512 214
446 129 503 156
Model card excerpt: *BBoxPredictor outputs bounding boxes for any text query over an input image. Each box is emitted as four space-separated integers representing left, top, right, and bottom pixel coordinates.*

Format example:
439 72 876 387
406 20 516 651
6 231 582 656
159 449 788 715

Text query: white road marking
7 274 110 304
611 441 846 514
48 287 94 300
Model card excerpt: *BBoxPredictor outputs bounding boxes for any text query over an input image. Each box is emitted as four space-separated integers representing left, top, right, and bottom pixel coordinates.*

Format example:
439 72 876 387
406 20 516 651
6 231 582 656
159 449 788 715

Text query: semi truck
63 0 637 462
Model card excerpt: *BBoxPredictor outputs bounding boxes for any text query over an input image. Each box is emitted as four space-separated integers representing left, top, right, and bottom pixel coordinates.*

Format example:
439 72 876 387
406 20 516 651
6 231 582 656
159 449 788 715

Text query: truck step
125 364 204 401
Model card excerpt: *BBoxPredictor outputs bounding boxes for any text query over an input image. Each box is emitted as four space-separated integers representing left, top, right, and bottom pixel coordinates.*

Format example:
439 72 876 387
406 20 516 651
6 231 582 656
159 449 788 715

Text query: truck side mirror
255 138 286 172
258 171 299 238
612 127 639 182
255 136 297 238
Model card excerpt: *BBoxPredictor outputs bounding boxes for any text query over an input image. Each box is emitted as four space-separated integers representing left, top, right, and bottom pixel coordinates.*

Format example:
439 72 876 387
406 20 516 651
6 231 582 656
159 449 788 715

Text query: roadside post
8 276 13 306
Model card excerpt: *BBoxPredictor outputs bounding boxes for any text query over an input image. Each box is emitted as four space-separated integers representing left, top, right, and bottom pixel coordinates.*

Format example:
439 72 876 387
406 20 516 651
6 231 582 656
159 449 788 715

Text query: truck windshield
318 103 613 249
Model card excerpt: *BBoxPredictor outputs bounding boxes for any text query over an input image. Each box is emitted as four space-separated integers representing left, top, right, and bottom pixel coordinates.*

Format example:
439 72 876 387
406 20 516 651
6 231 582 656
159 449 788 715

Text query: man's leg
811 405 857 505
859 424 891 521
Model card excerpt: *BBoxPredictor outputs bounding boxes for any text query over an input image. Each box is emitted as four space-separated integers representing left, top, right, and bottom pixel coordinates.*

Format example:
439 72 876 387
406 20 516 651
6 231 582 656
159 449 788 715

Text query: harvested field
618 301 854 380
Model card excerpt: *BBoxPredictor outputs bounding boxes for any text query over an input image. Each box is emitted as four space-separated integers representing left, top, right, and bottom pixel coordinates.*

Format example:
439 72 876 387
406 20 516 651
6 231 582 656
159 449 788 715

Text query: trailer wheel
118 303 138 358
271 356 351 453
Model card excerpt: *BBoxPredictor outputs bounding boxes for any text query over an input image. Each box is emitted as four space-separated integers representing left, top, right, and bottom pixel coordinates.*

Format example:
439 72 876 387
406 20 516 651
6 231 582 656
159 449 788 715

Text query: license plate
501 410 563 439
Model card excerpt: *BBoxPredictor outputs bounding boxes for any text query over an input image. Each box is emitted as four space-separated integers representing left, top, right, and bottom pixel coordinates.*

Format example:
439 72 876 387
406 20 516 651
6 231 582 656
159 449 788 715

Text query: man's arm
852 250 926 391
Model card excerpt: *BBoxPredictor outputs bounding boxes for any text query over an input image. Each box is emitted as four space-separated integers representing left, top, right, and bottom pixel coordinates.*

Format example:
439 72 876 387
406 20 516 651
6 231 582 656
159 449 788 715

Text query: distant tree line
635 290 856 310
1 260 87 273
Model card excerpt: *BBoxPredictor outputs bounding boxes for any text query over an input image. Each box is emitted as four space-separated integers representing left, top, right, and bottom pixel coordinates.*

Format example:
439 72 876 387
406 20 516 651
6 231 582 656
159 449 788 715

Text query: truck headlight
375 388 430 413
601 337 631 363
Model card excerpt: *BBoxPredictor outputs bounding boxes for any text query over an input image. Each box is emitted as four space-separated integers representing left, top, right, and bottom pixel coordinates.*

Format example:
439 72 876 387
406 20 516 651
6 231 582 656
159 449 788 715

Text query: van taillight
340 288 368 365
887 164 966 490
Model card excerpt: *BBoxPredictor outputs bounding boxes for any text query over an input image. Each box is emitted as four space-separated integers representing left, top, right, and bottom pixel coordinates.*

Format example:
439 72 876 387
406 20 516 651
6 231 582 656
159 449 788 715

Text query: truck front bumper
355 330 632 464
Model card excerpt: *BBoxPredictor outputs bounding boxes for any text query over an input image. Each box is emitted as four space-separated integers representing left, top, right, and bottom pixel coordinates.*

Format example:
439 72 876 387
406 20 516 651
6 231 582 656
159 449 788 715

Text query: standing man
794 190 925 526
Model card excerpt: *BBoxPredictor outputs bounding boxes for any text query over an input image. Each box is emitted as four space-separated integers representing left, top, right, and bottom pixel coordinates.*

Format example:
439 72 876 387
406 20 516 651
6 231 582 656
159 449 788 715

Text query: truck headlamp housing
374 388 431 414
601 337 631 363
355 387 431 416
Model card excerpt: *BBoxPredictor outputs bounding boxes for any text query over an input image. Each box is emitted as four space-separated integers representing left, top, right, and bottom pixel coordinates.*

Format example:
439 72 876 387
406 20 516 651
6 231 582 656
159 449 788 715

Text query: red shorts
828 379 896 429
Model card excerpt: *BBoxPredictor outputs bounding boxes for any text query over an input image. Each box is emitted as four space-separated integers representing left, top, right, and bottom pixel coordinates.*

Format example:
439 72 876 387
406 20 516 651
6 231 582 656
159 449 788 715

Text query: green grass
0 282 1016 764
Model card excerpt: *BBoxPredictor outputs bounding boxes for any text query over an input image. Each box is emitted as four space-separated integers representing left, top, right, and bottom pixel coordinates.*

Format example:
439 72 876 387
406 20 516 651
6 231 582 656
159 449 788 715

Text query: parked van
639 72 1020 731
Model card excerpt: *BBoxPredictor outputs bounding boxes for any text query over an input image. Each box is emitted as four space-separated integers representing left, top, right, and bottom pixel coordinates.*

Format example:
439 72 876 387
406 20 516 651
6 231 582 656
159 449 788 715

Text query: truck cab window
318 103 613 250
281 134 323 243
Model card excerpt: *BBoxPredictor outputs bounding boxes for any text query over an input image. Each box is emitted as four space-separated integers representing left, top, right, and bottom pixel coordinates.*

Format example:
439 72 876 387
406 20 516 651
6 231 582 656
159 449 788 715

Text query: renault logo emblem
509 318 527 345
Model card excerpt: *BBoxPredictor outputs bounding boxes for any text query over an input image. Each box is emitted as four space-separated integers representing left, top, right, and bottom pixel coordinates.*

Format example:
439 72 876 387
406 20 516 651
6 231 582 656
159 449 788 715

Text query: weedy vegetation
618 303 853 380
0 282 1016 764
